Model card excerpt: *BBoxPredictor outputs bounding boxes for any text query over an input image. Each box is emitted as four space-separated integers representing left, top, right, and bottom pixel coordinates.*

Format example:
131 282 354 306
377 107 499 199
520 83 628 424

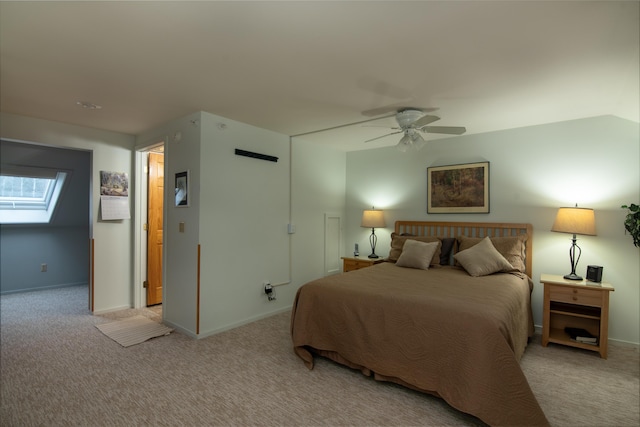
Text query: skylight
0 166 68 224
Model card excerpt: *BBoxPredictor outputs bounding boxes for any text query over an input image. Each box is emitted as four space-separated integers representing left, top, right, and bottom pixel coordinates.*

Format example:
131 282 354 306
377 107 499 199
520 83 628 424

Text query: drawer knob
573 289 578 294
572 296 578 301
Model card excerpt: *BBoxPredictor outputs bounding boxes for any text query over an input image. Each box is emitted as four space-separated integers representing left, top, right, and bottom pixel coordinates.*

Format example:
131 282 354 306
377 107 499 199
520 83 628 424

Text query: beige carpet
1 285 638 426
95 315 173 347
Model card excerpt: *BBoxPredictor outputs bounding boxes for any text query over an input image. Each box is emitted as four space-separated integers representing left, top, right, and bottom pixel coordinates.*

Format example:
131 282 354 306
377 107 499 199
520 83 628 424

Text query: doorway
0 140 91 309
134 142 165 310
146 151 164 305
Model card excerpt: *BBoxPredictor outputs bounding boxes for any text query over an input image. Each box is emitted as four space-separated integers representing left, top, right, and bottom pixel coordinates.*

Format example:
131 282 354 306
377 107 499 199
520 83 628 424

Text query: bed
290 221 549 427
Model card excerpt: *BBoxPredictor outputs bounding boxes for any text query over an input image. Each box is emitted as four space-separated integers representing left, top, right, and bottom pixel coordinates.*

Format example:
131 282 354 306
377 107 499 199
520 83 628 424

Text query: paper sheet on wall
99 171 130 220
100 195 130 220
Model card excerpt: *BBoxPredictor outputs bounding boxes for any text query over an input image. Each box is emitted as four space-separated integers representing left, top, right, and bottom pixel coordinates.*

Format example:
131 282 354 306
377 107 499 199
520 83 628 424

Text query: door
324 212 342 276
146 152 164 305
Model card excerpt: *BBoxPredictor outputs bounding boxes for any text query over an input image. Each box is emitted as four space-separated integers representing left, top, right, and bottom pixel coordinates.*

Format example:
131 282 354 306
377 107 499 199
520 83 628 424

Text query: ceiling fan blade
422 126 467 135
412 114 440 128
362 125 400 129
365 130 403 143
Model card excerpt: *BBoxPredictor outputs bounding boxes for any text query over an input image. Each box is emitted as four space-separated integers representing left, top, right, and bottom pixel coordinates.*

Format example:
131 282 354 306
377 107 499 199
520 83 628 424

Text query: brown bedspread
291 262 549 427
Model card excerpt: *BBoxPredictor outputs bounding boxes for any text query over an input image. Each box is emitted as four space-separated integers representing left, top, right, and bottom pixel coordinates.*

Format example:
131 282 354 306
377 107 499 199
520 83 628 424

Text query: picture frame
175 171 189 207
427 162 489 213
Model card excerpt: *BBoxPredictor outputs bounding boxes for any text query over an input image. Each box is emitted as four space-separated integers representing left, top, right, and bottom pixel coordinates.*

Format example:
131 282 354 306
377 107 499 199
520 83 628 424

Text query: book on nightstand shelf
564 327 598 344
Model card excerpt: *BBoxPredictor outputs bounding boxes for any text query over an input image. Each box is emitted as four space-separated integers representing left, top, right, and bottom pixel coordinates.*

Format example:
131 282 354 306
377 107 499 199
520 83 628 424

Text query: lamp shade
396 132 411 152
361 209 386 228
551 207 596 236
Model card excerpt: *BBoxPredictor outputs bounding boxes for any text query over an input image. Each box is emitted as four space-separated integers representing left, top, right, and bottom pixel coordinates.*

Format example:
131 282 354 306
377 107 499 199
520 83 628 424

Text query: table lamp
551 205 596 280
361 208 386 259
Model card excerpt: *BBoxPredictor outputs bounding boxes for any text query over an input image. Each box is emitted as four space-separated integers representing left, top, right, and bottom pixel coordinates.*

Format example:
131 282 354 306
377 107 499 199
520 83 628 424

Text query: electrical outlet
41 263 47 272
264 282 275 301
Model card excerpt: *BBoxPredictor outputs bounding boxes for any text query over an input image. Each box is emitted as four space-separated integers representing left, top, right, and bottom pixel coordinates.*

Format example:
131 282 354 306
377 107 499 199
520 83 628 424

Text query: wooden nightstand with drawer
541 273 614 358
341 257 384 272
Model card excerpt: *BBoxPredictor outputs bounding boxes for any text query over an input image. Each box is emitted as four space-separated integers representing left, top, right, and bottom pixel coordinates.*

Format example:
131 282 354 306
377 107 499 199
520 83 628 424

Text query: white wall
137 112 203 333
291 138 347 287
3 112 635 345
198 112 291 336
345 115 640 345
137 111 347 337
0 113 136 312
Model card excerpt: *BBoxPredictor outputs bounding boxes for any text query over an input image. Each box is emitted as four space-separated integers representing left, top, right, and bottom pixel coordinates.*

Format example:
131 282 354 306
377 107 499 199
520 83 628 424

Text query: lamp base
564 273 583 281
368 254 379 259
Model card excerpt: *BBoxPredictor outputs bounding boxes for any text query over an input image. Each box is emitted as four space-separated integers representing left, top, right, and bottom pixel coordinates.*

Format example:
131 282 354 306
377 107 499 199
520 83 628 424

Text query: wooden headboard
394 221 533 278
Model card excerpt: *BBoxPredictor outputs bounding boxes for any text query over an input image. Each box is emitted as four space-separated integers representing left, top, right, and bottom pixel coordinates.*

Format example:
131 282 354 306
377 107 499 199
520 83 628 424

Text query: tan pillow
395 240 440 270
454 236 514 277
388 233 441 266
457 234 527 273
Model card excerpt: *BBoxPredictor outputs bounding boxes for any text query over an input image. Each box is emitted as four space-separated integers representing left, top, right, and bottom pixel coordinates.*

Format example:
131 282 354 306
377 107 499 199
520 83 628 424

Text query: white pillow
395 239 440 270
454 236 514 277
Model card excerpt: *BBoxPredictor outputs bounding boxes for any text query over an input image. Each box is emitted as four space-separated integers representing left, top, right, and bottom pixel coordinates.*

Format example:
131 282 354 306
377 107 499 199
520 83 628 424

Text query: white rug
95 315 173 347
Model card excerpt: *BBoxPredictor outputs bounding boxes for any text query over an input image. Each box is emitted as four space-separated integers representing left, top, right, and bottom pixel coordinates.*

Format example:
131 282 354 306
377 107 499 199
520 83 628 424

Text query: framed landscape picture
427 162 489 213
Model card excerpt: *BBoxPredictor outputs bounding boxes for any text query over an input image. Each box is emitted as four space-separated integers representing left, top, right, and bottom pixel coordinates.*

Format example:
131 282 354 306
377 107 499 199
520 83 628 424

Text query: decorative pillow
454 236 515 277
439 237 456 265
456 234 527 273
395 240 440 270
388 233 441 266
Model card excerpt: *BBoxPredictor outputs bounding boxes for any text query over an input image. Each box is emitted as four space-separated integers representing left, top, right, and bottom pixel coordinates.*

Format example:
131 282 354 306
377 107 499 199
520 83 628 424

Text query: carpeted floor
1 285 638 426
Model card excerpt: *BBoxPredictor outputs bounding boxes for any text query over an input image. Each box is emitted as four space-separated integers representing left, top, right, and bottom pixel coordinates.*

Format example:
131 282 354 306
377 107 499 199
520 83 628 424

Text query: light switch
179 222 185 233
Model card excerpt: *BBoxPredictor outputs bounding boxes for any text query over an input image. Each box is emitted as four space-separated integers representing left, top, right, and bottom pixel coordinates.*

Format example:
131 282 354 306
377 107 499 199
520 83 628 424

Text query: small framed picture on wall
175 171 189 207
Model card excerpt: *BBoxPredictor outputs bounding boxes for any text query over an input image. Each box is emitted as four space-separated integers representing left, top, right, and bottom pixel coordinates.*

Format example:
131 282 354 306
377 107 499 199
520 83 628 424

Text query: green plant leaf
622 203 640 247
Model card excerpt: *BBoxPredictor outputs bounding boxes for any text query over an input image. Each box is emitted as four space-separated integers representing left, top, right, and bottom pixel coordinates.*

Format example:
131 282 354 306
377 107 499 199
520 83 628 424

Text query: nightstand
541 274 614 358
341 256 384 272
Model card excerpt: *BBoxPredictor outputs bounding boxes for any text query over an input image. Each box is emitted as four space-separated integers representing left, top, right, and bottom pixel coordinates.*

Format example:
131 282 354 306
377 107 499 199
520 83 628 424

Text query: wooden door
146 152 164 306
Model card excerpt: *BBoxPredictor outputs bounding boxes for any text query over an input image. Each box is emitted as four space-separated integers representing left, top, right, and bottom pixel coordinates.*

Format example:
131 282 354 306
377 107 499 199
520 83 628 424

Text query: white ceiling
1 1 638 151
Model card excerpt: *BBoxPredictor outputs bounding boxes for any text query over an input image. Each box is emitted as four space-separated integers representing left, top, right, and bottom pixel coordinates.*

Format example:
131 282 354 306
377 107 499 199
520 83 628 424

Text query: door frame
133 138 166 309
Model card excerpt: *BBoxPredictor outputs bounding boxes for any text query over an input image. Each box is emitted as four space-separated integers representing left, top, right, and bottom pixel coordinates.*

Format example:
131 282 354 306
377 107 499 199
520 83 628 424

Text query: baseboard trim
92 305 132 315
533 324 639 348
0 282 87 295
196 305 293 340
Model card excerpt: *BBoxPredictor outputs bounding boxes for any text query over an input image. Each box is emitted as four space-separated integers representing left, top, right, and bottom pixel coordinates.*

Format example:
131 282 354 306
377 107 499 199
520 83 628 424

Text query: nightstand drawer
549 285 602 307
345 259 371 270
341 257 383 272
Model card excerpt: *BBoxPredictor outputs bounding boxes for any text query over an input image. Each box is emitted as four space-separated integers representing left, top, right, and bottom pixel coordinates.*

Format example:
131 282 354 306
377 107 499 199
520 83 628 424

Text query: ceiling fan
365 108 466 152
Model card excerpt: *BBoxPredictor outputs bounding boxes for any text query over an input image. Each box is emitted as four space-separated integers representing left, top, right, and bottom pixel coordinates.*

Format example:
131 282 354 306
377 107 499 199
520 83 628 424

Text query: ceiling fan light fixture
395 129 425 152
396 109 425 128
364 108 465 149
410 130 425 150
396 132 412 152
